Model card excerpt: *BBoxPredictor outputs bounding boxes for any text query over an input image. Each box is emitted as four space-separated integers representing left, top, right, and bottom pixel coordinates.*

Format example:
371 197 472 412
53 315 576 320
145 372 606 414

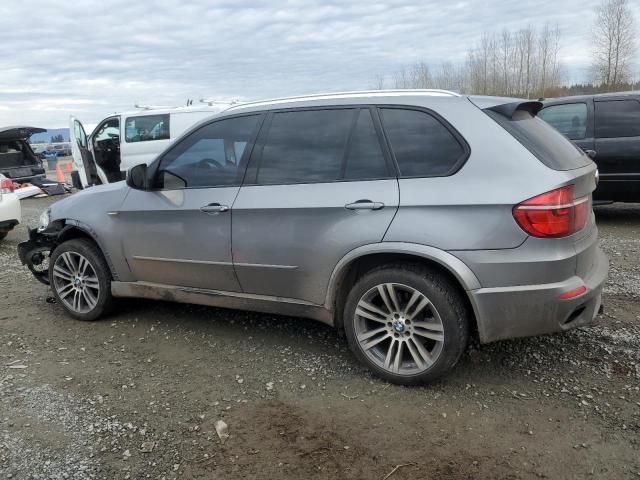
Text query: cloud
0 0 637 127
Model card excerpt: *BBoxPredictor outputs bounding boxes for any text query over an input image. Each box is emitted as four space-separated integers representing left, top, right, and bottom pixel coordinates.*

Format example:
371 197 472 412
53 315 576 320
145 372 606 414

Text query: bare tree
433 61 463 91
538 23 562 97
371 73 387 90
375 24 567 97
518 27 536 98
591 0 636 90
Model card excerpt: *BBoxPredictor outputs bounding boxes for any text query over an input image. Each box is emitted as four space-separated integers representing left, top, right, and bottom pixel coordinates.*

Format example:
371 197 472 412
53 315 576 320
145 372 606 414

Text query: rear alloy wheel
49 238 113 321
344 265 469 385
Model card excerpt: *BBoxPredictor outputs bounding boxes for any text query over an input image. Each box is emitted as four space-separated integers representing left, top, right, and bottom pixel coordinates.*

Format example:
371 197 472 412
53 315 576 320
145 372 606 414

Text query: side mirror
126 164 149 190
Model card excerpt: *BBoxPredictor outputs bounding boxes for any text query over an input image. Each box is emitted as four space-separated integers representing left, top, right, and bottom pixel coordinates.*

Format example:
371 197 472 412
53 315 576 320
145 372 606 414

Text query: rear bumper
470 247 609 343
0 192 21 231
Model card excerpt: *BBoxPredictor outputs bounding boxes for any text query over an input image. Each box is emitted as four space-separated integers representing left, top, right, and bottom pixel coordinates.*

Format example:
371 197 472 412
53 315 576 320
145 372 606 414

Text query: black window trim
243 104 397 187
376 105 471 179
148 112 266 191
124 113 172 144
538 102 589 140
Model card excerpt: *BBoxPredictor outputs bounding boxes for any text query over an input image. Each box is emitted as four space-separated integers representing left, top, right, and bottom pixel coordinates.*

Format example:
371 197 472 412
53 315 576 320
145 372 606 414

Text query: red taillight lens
0 179 14 194
513 185 589 238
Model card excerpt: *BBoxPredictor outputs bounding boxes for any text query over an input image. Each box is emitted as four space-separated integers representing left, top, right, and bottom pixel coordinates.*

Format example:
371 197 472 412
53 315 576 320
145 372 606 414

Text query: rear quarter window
379 108 468 177
485 109 591 171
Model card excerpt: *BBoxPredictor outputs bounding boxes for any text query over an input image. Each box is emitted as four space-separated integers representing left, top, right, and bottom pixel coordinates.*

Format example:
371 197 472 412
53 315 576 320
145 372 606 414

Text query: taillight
513 185 589 238
0 178 14 194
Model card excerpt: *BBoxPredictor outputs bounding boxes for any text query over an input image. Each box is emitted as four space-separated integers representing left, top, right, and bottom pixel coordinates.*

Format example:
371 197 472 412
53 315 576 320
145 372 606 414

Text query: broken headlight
37 208 51 232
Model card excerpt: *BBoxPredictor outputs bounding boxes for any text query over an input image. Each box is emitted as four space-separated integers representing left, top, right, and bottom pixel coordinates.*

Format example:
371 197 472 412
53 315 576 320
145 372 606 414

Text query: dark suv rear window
595 99 640 138
485 108 591 171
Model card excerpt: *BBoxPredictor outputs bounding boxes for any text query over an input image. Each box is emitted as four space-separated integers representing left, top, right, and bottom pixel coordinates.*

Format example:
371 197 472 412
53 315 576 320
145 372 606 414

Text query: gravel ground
1 196 639 480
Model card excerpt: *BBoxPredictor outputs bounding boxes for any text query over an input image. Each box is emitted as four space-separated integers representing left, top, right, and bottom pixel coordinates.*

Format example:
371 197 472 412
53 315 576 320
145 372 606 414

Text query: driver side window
155 115 261 189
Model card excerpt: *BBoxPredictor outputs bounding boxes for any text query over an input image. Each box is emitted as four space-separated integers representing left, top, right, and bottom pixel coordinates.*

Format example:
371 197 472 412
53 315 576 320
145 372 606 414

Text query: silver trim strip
234 262 298 270
132 256 232 266
132 255 297 269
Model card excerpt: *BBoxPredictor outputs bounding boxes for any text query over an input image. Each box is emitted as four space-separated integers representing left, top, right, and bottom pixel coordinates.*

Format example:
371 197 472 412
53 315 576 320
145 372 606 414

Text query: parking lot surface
1 196 639 479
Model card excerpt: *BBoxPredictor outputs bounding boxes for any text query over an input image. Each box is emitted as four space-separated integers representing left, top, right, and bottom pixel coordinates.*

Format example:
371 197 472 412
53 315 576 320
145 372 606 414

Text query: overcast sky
1 0 638 128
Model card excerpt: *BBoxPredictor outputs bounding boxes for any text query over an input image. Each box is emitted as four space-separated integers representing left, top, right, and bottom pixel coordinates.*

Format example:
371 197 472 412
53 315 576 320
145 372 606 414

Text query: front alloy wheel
48 238 113 321
52 251 101 314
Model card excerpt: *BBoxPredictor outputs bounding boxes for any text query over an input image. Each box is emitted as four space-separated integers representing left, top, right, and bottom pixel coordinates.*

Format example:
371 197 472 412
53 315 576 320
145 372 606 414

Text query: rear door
70 116 102 187
232 107 399 304
593 97 640 201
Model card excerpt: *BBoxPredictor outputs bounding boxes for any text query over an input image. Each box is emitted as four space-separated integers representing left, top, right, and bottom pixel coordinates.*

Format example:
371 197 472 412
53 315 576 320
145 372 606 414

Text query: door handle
345 200 385 211
584 149 597 159
200 203 229 214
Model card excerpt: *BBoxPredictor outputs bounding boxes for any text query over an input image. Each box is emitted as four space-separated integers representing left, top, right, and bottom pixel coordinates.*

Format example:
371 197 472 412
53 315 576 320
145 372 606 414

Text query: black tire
0 231 7 241
48 238 113 321
343 264 469 385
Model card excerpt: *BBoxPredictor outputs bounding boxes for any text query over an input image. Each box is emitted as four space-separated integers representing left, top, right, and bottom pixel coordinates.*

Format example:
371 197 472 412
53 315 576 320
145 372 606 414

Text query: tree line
373 0 637 98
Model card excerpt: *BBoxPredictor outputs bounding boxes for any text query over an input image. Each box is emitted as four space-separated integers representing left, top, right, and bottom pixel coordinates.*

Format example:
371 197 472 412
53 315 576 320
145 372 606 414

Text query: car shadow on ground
594 203 640 224
109 296 615 388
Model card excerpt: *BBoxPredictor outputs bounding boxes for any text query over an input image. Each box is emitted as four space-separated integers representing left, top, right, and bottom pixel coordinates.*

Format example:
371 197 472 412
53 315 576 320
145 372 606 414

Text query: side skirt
111 281 335 327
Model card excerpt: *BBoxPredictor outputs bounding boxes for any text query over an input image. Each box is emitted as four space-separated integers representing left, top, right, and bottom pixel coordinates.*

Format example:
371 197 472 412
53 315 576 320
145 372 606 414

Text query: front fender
17 220 119 285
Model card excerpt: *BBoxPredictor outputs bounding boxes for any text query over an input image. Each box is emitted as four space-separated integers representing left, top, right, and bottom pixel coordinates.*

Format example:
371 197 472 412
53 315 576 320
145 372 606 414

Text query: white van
70 104 232 188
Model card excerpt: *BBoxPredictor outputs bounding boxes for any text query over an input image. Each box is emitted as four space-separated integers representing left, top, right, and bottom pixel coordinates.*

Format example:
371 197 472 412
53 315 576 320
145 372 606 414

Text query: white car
0 174 21 241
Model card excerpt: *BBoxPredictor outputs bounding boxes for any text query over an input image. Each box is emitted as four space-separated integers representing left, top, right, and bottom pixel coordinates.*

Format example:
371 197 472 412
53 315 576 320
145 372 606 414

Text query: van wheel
0 232 7 241
343 265 469 385
49 238 113 321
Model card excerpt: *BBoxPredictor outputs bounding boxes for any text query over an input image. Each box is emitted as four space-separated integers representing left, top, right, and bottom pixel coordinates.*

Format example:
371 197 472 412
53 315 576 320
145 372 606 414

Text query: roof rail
225 89 460 111
133 103 178 110
199 97 241 106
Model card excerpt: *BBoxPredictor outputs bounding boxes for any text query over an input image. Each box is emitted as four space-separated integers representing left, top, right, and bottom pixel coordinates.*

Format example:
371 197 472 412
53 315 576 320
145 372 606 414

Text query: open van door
70 116 104 188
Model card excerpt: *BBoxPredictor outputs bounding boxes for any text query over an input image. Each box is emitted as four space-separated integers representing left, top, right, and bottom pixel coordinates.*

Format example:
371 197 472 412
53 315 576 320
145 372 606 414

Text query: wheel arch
326 243 481 334
55 220 119 281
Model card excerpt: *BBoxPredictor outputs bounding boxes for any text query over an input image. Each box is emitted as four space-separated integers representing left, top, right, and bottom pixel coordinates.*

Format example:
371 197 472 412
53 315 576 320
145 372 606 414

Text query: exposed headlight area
37 208 51 232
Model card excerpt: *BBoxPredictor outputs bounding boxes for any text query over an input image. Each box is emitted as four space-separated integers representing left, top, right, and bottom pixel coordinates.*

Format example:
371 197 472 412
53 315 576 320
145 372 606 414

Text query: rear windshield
485 109 591 171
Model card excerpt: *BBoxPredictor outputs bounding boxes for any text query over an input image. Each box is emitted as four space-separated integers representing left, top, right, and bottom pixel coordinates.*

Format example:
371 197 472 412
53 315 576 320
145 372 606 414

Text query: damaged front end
17 222 64 285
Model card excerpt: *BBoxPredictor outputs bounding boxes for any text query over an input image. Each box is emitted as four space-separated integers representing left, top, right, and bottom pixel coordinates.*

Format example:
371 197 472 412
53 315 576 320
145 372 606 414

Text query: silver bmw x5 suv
19 90 608 385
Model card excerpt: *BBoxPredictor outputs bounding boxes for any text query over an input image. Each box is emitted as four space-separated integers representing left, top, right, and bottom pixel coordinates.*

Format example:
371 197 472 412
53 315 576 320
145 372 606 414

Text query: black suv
540 92 640 203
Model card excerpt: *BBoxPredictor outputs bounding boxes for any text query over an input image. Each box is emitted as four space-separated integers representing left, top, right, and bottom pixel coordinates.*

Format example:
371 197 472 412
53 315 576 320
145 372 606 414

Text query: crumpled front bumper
17 227 59 285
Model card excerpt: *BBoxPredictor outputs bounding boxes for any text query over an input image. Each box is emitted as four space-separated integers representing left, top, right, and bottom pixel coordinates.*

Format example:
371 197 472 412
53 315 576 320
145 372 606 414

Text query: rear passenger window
595 100 640 138
256 109 389 185
538 103 588 140
380 108 465 177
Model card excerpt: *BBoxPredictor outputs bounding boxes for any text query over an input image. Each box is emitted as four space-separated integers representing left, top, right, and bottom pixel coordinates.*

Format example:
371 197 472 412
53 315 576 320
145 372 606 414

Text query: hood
0 126 47 141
